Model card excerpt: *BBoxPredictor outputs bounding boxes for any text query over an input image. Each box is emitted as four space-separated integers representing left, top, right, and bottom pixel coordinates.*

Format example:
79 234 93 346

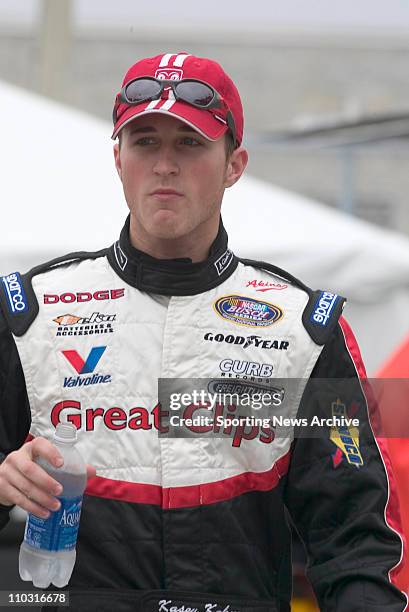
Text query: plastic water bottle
19 423 87 588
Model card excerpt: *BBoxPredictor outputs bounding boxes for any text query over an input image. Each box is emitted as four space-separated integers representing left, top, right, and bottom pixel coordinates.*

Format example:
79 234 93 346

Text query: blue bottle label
24 496 83 552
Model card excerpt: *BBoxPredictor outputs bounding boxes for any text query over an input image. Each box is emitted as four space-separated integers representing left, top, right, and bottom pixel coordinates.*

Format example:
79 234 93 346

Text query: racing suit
0 216 406 612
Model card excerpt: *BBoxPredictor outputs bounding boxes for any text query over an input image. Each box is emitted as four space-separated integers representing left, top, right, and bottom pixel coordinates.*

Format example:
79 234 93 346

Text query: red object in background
376 334 409 594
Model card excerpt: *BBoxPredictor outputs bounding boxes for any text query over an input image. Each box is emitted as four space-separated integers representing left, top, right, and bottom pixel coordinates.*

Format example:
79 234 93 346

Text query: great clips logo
62 346 111 387
50 401 273 448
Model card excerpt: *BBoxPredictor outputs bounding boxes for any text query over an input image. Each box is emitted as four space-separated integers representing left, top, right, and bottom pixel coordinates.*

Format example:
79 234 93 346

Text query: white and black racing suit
0 217 406 611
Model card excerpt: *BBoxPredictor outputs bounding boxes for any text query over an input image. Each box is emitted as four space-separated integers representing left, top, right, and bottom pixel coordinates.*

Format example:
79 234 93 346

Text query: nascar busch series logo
214 296 283 327
53 312 116 336
204 332 289 351
246 279 288 292
43 289 125 304
51 400 275 447
1 272 28 314
61 346 111 387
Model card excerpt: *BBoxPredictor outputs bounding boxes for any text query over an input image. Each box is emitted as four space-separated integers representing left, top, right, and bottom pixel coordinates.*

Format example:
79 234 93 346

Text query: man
0 52 406 611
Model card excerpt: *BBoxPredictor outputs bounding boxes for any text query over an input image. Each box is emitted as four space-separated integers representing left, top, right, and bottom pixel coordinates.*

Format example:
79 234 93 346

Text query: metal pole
39 0 72 102
338 147 355 215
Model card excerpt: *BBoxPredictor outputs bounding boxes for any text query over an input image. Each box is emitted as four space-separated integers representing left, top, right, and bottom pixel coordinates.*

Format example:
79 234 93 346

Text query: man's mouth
150 189 183 197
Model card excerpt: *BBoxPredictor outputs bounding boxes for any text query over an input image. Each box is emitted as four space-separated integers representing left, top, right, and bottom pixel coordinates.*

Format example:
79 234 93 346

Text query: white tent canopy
2 80 409 372
223 178 409 303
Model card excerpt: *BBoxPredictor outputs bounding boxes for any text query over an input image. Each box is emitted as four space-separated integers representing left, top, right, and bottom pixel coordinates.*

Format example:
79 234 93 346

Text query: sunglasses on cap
113 77 237 146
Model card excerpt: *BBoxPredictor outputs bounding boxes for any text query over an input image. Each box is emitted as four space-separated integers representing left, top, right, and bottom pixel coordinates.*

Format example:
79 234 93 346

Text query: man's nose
152 147 180 176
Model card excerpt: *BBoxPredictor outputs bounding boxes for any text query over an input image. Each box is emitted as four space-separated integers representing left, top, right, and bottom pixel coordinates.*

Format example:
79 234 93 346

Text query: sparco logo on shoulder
214 295 283 327
44 289 125 304
310 291 339 327
1 272 28 314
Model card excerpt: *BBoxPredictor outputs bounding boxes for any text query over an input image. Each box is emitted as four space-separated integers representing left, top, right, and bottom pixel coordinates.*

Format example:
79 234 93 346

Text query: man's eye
181 137 201 146
133 137 156 145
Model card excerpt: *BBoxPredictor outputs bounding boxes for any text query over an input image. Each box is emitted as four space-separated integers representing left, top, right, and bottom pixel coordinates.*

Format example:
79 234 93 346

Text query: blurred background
1 1 409 610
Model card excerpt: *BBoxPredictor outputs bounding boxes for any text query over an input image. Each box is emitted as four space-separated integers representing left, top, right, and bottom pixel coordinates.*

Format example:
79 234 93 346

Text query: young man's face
113 113 247 252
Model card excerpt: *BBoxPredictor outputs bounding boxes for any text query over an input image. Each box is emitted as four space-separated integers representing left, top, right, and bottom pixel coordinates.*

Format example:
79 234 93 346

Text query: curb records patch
214 295 283 327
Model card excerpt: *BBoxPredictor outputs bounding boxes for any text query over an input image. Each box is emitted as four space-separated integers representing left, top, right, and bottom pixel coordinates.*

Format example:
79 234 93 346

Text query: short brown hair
224 132 236 159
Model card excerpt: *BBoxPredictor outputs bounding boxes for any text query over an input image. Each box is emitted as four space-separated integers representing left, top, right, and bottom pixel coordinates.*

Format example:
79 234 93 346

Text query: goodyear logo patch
214 295 283 327
310 291 339 327
330 399 363 468
1 272 28 314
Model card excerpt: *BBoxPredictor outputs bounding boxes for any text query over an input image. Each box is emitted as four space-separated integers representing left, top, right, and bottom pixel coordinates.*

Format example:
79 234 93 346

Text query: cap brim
111 100 228 141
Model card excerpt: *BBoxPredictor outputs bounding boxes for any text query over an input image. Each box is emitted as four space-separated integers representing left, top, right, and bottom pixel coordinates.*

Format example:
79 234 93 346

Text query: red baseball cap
111 52 244 146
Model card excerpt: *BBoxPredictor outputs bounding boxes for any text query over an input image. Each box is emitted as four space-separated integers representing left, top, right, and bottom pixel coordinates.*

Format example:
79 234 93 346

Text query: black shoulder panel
239 258 346 345
302 289 346 345
0 249 107 337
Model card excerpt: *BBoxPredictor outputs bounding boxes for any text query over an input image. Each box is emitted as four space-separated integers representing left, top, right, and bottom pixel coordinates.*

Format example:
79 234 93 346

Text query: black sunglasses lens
175 82 214 107
125 79 161 103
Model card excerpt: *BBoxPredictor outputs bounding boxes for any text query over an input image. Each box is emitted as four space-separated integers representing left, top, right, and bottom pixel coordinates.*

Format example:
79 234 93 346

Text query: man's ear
224 147 249 189
113 142 122 180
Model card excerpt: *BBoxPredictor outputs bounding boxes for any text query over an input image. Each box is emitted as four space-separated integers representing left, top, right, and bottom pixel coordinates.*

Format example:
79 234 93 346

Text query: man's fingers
0 438 94 511
29 437 64 468
4 464 62 513
0 438 64 508
11 452 64 497
3 483 51 519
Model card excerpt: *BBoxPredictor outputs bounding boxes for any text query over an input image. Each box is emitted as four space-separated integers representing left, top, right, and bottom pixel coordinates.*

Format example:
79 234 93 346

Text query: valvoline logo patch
214 295 283 327
62 347 106 374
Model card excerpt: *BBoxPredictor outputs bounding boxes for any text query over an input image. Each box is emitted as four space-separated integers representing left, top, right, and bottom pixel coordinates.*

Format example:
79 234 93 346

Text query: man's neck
128 217 220 263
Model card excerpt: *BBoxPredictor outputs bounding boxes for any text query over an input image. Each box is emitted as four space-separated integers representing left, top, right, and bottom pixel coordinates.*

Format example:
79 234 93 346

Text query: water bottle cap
54 423 77 442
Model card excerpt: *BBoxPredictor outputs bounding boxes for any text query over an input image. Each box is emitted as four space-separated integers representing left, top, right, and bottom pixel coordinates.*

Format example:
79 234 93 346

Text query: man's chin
148 211 188 240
